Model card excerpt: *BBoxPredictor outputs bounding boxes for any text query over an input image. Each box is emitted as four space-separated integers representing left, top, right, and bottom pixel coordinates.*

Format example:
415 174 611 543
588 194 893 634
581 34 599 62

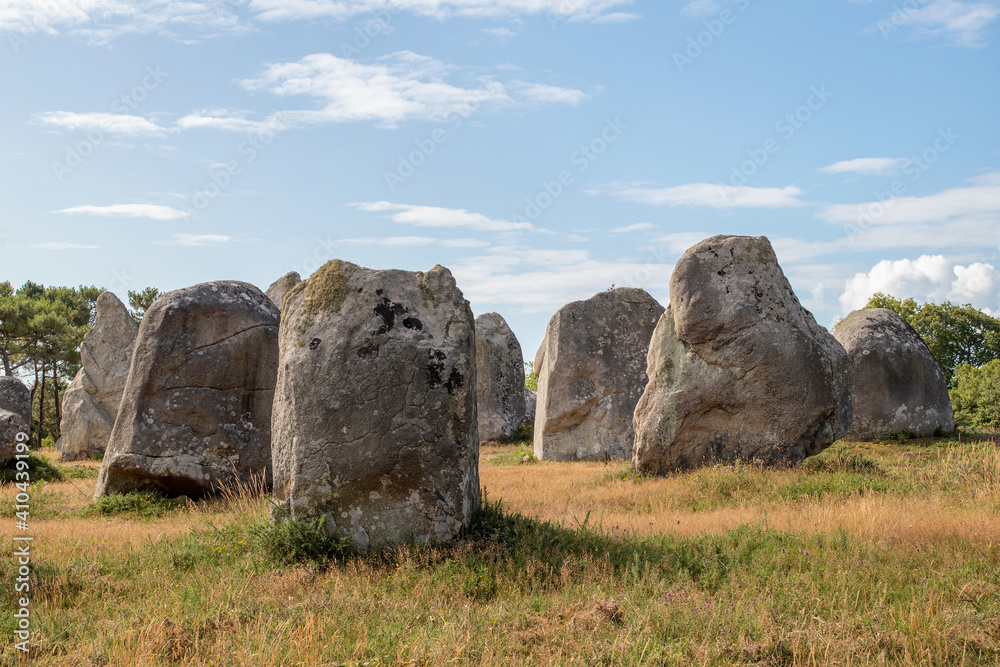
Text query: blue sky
1 0 998 357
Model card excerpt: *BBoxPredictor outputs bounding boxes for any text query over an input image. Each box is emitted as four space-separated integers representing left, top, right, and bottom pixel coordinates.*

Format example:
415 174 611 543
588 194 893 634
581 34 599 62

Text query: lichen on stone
302 260 355 317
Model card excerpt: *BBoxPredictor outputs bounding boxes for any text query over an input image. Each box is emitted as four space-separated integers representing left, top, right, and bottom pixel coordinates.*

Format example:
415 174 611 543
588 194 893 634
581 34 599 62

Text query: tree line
0 282 159 448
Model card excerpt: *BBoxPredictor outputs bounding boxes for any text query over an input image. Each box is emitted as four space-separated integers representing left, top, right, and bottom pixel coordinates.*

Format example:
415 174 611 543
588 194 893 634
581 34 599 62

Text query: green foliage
523 361 538 392
252 503 352 567
499 420 533 445
79 491 184 519
489 444 537 465
0 454 64 485
950 359 1000 431
864 292 1000 384
127 286 161 323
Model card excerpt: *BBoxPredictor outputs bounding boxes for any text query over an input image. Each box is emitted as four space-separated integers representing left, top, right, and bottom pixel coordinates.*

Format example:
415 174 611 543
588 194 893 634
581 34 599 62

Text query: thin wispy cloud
874 0 1000 47
609 223 655 233
0 0 249 45
351 202 534 232
602 182 805 208
820 157 906 175
23 242 100 250
248 0 634 22
35 111 167 136
52 204 189 220
818 172 1000 226
225 52 586 129
159 234 231 246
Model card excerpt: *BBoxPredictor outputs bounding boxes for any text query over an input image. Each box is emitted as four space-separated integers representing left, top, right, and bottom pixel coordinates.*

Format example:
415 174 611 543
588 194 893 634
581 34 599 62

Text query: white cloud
160 234 231 246
605 182 805 208
839 255 1000 314
351 202 534 232
886 0 1000 47
610 223 654 233
52 204 189 220
24 242 100 250
248 0 633 22
0 0 248 45
681 0 721 18
35 111 166 136
451 245 672 314
819 172 1000 227
508 81 589 106
337 236 437 246
176 109 289 134
645 232 712 255
820 157 906 175
231 52 584 128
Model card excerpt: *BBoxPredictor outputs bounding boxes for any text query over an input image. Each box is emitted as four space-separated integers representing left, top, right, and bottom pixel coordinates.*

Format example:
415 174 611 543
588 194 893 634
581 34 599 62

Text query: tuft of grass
251 502 352 567
57 464 99 480
489 444 536 466
78 491 185 520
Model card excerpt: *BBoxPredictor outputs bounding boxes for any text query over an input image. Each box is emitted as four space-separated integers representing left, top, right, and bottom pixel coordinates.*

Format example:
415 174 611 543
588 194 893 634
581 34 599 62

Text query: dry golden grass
479 446 1000 546
0 440 997 665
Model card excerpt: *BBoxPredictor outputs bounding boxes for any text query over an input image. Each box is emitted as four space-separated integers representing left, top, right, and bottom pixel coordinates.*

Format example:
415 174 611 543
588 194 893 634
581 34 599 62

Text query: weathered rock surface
95 282 279 499
524 388 537 423
272 260 479 553
265 271 302 311
0 410 29 465
0 376 31 463
834 308 954 439
0 376 31 424
534 288 664 461
633 235 853 474
58 292 138 461
475 313 526 441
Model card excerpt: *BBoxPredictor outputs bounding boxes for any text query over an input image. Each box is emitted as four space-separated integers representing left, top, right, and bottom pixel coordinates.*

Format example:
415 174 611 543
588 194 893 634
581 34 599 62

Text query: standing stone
834 308 954 439
271 260 479 553
94 282 279 499
0 377 31 424
475 313 526 441
265 271 302 312
633 235 852 474
534 288 664 461
58 292 138 461
523 388 537 423
0 377 30 464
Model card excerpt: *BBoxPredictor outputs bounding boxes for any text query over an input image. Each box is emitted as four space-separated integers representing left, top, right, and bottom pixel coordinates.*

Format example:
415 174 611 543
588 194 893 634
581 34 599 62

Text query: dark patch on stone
402 317 423 331
444 367 464 394
374 297 408 335
427 349 447 388
309 338 322 350
357 342 379 359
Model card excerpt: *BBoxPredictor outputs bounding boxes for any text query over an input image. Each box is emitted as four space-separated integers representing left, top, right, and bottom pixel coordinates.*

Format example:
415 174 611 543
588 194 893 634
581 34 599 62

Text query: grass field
1 436 999 666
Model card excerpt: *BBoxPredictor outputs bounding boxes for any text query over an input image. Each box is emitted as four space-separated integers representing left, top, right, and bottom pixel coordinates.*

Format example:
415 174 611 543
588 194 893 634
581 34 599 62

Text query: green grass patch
77 491 185 520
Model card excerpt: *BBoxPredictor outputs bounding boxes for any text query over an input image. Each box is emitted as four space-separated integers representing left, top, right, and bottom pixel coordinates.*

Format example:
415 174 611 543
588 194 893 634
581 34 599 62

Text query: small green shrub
499 420 534 445
253 503 352 567
78 491 183 519
58 464 99 480
490 444 536 465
